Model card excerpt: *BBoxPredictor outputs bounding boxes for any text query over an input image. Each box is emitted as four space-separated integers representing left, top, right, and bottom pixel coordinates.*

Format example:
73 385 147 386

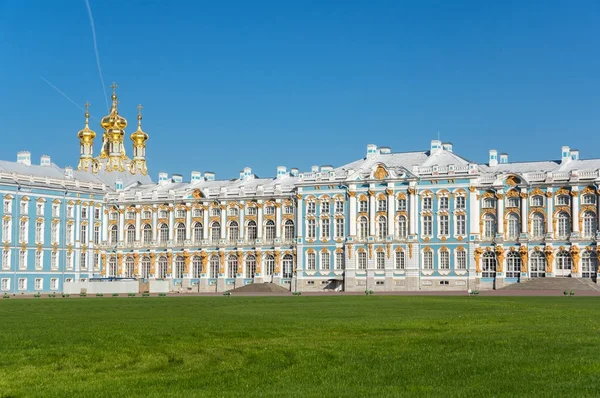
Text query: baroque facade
1 86 599 293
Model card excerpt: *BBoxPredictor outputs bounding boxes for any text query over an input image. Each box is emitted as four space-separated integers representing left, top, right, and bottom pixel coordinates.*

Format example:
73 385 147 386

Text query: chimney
205 172 215 181
442 142 453 152
40 155 51 166
430 140 442 154
191 171 202 182
64 166 73 179
115 178 123 191
239 171 244 179
17 151 31 166
489 150 498 167
243 167 252 179
158 172 169 185
561 146 570 163
570 149 579 161
321 165 333 172
290 168 299 177
499 153 508 164
276 166 287 178
379 146 391 154
172 174 183 183
366 144 378 158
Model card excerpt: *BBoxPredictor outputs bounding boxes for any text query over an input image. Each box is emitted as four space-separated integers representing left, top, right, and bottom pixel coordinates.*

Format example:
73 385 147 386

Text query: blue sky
0 0 598 180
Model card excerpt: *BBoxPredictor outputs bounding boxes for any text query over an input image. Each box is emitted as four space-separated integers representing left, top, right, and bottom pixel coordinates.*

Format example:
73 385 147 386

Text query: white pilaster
168 205 174 240
185 203 192 240
135 208 141 241
497 190 504 234
239 203 245 239
102 207 108 242
202 204 209 239
546 189 554 234
220 204 227 239
275 202 282 238
387 186 394 236
349 189 357 236
409 186 418 235
118 207 125 242
469 188 479 235
572 189 580 233
296 196 303 238
152 205 158 241
521 191 528 233
257 203 263 239
369 187 376 236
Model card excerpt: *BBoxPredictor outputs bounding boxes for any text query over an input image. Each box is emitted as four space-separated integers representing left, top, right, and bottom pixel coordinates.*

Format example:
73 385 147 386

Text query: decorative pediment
373 164 389 180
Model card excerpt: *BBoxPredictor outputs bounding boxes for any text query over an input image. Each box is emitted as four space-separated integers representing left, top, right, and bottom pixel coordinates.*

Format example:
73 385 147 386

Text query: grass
0 296 599 397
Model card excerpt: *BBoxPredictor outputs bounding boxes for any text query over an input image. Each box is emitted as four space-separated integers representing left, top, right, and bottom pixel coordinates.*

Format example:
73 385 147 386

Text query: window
439 197 449 210
483 214 496 239
245 255 256 278
423 251 433 270
210 222 220 242
556 212 571 238
397 216 407 238
94 225 100 244
307 202 316 214
439 215 449 236
265 206 275 215
335 201 344 213
395 251 405 270
36 203 44 216
66 252 72 270
506 197 519 208
229 221 239 242
192 256 202 278
335 251 344 270
1 278 9 291
284 206 294 215
228 255 238 278
265 255 275 276
358 252 367 270
582 211 596 239
456 214 466 236
506 213 520 239
35 250 42 269
20 200 28 214
2 219 10 242
52 204 59 217
35 221 43 244
51 222 58 244
18 278 26 290
307 252 316 270
556 250 572 272
265 220 276 241
2 250 8 270
192 208 202 217
531 212 545 239
81 207 88 219
440 250 449 270
158 256 168 278
320 218 330 240
94 208 101 219
482 197 495 209
582 194 596 205
284 220 295 241
582 250 598 278
423 215 432 236
124 224 134 243
50 278 58 290
80 252 87 269
247 221 257 240
455 196 466 209
19 220 27 243
321 251 330 271
506 252 521 278
422 197 432 211
174 256 184 278
210 208 221 217
358 217 368 239
142 257 151 278
193 222 203 243
80 224 88 244
482 252 497 278
556 195 570 206
376 251 385 270
335 218 344 238
158 210 168 219
19 250 26 269
67 205 73 218
66 224 73 245
51 251 58 270
377 198 387 212
247 207 257 216
456 250 466 270
3 200 11 214
283 254 293 278
531 195 543 207
307 219 316 239
94 253 100 269
377 216 387 239
210 256 219 278
176 209 186 218
359 200 368 213
228 207 239 216
176 223 186 244
159 224 169 243
397 198 407 211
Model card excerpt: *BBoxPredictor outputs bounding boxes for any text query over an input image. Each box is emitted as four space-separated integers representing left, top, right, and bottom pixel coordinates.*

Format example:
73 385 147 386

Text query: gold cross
137 104 143 115
111 82 118 94
84 101 90 112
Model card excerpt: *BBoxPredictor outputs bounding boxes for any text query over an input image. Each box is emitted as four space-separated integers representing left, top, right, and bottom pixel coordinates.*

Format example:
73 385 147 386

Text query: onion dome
78 102 96 143
100 83 128 130
130 104 149 146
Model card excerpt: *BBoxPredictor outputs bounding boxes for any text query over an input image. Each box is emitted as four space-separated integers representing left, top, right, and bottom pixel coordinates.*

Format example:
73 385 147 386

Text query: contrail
40 76 99 122
84 0 109 111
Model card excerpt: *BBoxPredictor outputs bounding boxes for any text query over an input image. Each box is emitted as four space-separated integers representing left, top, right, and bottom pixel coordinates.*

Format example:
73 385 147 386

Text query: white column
135 208 141 241
409 188 418 235
469 188 479 235
185 204 192 240
546 190 554 234
102 207 108 242
497 191 504 235
118 208 125 242
239 203 245 239
75 203 81 242
257 203 263 239
275 202 282 239
168 206 174 240
572 190 579 233
521 192 528 233
349 192 357 236
202 205 209 240
297 196 303 238
369 189 376 236
387 187 394 236
220 204 227 239
152 206 158 241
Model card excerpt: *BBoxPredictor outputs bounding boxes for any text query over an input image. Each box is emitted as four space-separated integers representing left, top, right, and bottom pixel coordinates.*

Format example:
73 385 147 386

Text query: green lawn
0 296 599 397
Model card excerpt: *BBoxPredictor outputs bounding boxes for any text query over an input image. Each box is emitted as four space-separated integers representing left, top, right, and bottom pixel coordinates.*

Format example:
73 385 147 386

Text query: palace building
1 86 599 294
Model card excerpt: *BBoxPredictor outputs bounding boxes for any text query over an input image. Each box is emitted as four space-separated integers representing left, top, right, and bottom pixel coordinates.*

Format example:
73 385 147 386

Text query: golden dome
100 83 128 131
130 104 148 145
78 102 96 142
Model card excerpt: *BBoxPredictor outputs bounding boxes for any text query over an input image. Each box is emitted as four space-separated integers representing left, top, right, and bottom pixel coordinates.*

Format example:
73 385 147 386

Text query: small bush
96 293 104 297
80 293 87 298
564 290 569 296
128 293 136 297
62 294 70 298
223 292 231 296
34 293 41 298
3 293 10 299
48 293 56 298
570 291 575 296
142 293 150 297
158 293 167 297
112 293 119 297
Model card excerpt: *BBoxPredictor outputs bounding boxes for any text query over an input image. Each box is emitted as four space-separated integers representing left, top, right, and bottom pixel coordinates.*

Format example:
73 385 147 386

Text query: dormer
158 172 169 185
205 172 215 181
499 153 508 164
430 140 442 154
489 150 498 167
561 146 570 163
191 171 202 182
570 149 579 160
17 151 31 166
366 144 378 158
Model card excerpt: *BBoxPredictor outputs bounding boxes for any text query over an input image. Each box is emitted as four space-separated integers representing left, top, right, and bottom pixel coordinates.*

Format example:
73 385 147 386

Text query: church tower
99 83 128 172
77 102 98 172
129 104 149 175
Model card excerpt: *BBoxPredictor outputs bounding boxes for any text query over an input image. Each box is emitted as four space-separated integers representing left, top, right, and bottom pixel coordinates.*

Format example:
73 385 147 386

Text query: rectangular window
335 252 344 270
18 278 26 290
359 200 368 213
307 253 316 270
67 206 73 218
397 199 407 211
321 202 329 214
35 221 43 243
376 252 385 270
1 278 9 291
52 204 59 217
335 218 344 238
457 250 466 270
51 223 58 244
94 253 100 269
20 201 28 214
423 251 433 270
439 197 449 210
35 250 42 270
531 196 543 207
81 207 88 219
127 211 136 220
321 252 330 271
2 250 9 270
307 219 316 239
94 225 100 244
80 252 87 269
94 208 101 219
422 197 432 211
34 278 42 290
440 251 450 270
307 202 316 214
80 224 87 244
423 215 433 236
144 210 153 219
335 201 344 213
66 224 73 245
50 278 58 290
377 199 387 212
2 219 10 242
19 250 26 270
483 198 495 209
247 207 257 216
66 252 73 270
284 206 294 214
19 220 28 243
456 214 466 236
3 200 11 214
439 215 449 236
395 251 405 270
265 206 275 215
51 252 58 270
455 196 466 209
321 218 330 240
36 203 44 216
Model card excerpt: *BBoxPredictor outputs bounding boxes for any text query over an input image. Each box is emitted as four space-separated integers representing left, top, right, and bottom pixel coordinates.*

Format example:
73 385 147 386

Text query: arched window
209 255 219 278
192 256 202 278
210 222 220 243
126 224 136 244
482 252 497 278
125 257 134 278
158 256 168 279
193 222 203 243
229 221 239 242
247 221 257 240
582 250 597 278
506 213 520 239
357 251 367 270
529 251 546 278
556 250 572 273
377 216 387 239
227 255 238 278
556 212 571 238
176 223 186 244
108 256 117 277
307 252 316 270
109 225 118 245
282 254 293 278
265 220 276 241
358 217 368 239
397 216 407 238
483 214 496 239
175 256 185 278
245 255 256 278
159 224 169 243
142 224 152 244
531 212 545 239
506 251 521 278
141 256 150 279
265 254 275 275
284 220 295 241
582 211 596 239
